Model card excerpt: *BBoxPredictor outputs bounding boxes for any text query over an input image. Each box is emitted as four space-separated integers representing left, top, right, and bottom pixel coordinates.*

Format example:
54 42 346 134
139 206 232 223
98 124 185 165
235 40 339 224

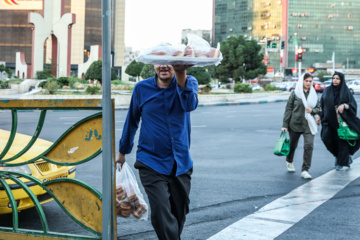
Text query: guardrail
0 99 117 239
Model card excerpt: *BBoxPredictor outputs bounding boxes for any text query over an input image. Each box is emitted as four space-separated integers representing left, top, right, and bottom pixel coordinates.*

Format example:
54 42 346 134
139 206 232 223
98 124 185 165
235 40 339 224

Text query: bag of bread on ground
135 33 222 67
115 162 148 220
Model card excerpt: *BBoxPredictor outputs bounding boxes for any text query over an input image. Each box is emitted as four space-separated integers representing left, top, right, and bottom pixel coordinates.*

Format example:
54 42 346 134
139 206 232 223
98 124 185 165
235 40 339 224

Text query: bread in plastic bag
115 162 148 220
135 34 222 67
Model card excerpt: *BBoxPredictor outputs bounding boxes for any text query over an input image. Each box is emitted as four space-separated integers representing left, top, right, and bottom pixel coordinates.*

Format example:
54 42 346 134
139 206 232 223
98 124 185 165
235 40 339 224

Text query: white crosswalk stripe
208 159 360 240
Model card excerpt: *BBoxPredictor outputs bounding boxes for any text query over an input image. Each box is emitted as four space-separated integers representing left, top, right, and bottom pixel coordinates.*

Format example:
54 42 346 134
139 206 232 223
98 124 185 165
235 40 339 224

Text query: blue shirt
119 75 198 176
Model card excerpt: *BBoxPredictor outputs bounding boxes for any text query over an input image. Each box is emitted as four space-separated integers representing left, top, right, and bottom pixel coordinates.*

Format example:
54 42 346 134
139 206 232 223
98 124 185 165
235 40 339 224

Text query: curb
114 98 289 110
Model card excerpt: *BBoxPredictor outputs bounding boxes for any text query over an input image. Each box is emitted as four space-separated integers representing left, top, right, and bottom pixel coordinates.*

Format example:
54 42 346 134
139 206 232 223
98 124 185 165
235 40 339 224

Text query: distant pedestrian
281 73 321 179
319 71 360 170
116 64 198 240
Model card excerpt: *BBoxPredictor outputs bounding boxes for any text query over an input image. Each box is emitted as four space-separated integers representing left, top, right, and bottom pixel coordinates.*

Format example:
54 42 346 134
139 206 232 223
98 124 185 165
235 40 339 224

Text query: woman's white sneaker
301 171 312 179
286 162 295 172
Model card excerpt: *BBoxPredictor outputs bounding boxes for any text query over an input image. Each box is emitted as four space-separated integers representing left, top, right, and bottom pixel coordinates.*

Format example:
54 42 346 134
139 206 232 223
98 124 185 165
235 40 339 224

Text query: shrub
38 81 48 88
86 86 101 95
36 69 52 79
0 80 9 89
111 80 122 85
45 81 59 94
264 84 277 91
234 83 252 93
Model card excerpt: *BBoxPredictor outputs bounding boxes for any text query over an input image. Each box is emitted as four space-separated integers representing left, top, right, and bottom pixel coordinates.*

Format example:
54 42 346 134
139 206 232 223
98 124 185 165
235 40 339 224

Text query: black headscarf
320 71 360 156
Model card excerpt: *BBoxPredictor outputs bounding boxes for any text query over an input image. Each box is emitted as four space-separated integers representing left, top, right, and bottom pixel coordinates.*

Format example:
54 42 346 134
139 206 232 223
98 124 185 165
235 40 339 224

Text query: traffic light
297 47 304 62
267 40 271 48
272 43 277 48
281 41 285 49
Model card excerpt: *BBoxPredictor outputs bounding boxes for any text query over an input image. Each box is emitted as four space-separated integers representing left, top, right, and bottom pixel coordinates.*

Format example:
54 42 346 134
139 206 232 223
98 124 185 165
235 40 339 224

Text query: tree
316 70 332 82
186 67 211 85
85 60 102 84
125 60 145 82
140 64 156 79
214 35 267 82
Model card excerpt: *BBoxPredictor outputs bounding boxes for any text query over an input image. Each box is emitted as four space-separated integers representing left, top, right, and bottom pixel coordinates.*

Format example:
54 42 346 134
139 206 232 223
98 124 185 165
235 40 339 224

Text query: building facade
0 0 125 76
213 0 360 72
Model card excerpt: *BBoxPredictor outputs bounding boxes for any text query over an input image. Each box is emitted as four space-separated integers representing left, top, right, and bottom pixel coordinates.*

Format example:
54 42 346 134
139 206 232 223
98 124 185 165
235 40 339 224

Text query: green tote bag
337 118 360 146
274 131 290 156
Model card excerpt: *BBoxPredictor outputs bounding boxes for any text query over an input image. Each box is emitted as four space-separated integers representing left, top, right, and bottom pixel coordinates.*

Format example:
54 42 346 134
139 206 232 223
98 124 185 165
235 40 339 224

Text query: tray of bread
136 34 223 67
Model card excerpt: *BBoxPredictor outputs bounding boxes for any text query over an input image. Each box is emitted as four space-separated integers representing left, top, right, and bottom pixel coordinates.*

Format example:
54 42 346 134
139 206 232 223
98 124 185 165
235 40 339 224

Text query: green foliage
125 60 145 81
0 80 9 89
264 84 277 91
36 69 52 79
86 85 101 95
234 83 252 93
316 70 332 82
214 35 267 82
57 77 73 88
44 81 59 94
85 60 103 84
0 64 13 78
38 80 48 88
111 80 122 85
186 67 211 85
111 68 118 80
140 64 156 79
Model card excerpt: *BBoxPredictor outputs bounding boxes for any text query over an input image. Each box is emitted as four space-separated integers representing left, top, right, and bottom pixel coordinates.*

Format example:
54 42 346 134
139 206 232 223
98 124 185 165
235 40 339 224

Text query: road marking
208 160 360 240
59 117 83 119
116 120 124 123
192 125 207 128
115 128 123 131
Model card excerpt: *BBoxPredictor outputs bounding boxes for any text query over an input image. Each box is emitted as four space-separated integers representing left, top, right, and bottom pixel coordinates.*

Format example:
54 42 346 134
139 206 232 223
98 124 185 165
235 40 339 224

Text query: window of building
297 24 302 28
291 13 297 17
330 3 335 7
301 37 306 41
348 26 354 31
348 13 352 18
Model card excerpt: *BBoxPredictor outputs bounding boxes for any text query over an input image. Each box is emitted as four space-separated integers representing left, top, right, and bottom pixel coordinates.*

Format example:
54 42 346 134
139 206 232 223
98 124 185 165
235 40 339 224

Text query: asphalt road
0 94 360 239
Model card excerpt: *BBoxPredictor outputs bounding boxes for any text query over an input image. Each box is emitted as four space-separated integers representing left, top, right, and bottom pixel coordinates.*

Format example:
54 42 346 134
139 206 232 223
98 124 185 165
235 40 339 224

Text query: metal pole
298 61 301 81
102 0 115 239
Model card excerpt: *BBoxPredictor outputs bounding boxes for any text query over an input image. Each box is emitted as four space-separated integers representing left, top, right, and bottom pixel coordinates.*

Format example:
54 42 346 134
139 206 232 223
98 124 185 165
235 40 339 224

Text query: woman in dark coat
320 71 360 170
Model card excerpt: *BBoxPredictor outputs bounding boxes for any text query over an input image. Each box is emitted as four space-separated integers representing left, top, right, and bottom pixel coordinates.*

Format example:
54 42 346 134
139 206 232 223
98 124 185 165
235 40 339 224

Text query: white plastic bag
135 34 222 67
115 162 148 220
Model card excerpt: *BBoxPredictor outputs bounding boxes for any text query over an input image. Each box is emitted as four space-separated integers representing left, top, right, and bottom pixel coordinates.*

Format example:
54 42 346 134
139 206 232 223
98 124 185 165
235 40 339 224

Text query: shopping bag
337 118 360 146
115 162 148 220
273 131 290 156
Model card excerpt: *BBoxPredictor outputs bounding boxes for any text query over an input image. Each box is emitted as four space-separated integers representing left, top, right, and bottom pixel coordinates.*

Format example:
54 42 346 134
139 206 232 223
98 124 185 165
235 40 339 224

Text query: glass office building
0 0 125 71
287 0 360 69
214 0 360 70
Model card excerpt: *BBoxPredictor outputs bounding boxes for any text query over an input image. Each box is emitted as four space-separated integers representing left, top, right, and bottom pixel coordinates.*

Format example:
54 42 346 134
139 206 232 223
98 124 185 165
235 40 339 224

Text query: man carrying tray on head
116 63 198 240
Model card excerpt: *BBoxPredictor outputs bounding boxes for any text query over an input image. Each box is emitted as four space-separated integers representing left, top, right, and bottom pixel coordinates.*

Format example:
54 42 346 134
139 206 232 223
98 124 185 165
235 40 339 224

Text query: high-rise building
213 0 360 71
181 29 212 45
0 0 125 75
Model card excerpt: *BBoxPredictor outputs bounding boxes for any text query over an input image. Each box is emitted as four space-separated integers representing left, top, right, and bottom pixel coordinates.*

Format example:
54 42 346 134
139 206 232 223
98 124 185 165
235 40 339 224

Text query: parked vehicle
270 82 287 91
285 82 297 92
323 80 332 87
0 130 76 214
312 81 326 93
346 80 360 94
251 85 262 91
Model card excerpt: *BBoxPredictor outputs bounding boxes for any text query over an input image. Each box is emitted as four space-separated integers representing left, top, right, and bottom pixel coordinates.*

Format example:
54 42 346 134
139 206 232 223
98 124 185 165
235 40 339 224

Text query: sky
124 0 213 51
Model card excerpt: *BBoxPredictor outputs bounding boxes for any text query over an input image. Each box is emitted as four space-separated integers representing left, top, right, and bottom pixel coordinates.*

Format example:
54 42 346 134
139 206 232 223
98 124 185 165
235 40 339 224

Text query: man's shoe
301 171 312 179
287 162 295 172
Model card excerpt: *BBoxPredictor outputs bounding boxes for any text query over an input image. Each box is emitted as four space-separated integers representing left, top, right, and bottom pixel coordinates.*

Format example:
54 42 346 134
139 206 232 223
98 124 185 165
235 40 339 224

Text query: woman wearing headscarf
319 71 360 170
282 73 321 179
